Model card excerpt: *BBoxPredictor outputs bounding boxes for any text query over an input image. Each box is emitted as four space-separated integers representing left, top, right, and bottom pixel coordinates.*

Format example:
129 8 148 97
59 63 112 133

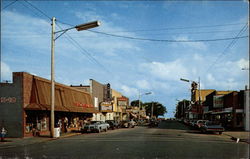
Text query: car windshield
89 121 98 125
206 121 220 126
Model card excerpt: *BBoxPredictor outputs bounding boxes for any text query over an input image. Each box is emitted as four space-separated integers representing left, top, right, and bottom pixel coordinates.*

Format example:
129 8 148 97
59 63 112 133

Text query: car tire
104 128 107 132
97 128 101 133
219 132 222 135
201 129 205 134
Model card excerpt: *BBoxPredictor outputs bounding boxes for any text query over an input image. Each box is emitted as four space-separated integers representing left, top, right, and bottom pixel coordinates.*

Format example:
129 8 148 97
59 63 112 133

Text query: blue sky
1 0 249 117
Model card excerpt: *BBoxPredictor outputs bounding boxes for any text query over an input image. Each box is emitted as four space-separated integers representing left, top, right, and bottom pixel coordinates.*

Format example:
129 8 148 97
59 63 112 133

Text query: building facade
0 72 96 137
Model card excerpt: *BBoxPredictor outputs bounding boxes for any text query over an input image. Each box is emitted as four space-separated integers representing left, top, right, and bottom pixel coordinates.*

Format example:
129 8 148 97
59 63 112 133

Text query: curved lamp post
180 77 201 119
50 17 100 138
138 91 152 119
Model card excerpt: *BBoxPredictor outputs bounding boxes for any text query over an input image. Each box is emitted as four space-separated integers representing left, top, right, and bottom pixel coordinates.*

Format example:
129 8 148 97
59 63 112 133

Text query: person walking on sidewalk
1 127 7 142
63 117 68 133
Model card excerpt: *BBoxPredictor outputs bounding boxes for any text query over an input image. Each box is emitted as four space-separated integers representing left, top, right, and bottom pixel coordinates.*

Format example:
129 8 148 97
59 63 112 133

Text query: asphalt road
0 121 249 159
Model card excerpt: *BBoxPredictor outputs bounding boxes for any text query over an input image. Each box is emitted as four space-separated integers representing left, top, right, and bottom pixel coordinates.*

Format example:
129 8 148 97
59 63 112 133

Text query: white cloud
237 58 249 69
1 62 12 81
120 85 139 97
140 60 189 81
172 36 207 50
136 80 150 90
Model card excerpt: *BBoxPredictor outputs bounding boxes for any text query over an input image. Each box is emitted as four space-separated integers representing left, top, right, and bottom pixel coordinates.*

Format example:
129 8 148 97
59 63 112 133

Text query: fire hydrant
1 127 7 142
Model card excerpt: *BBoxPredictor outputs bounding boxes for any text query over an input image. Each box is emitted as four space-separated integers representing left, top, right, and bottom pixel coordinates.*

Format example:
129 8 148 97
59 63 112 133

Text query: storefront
0 72 96 137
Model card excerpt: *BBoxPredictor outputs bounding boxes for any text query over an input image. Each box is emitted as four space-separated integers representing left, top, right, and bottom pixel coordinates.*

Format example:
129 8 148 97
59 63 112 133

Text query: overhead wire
2 29 243 39
99 22 246 33
88 30 248 43
23 0 51 20
57 20 248 43
205 22 249 73
1 0 18 10
56 23 113 75
18 0 50 24
21 0 113 75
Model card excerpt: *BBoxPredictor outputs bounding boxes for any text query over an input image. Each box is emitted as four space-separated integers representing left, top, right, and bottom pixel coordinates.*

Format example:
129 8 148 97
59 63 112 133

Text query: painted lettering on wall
74 102 93 108
0 97 17 103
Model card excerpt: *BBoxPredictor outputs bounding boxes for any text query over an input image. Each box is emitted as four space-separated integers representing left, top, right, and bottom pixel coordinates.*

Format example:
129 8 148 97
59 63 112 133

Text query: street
0 121 249 159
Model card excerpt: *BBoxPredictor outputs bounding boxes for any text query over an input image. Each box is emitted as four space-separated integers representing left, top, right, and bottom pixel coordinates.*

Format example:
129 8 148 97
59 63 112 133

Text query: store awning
24 76 97 113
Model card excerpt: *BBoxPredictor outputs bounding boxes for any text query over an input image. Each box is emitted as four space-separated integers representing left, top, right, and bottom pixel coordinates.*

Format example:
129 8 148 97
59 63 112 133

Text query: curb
0 132 82 149
223 133 250 144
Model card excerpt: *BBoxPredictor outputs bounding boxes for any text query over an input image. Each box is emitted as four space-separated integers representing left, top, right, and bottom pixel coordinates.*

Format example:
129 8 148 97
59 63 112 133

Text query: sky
1 0 249 118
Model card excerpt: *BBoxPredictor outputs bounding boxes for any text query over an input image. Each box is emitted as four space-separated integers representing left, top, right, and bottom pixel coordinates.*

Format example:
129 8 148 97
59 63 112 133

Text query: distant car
190 120 197 127
99 121 110 129
195 120 209 129
148 120 159 127
200 121 224 134
81 121 109 133
106 120 120 129
120 120 135 128
183 119 190 125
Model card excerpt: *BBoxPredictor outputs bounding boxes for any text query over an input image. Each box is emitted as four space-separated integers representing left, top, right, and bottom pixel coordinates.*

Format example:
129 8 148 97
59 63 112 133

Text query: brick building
0 72 95 137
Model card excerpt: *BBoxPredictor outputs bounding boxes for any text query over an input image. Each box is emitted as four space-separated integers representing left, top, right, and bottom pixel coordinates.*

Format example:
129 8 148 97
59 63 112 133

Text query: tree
130 100 143 107
143 102 167 118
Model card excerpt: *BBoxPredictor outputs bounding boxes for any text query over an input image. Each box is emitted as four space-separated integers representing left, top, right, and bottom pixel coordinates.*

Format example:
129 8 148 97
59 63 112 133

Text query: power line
88 30 248 43
57 20 245 33
205 22 249 73
2 29 242 38
102 23 246 33
23 0 51 20
57 20 248 43
56 23 113 75
1 0 18 10
18 0 50 23
10 0 112 75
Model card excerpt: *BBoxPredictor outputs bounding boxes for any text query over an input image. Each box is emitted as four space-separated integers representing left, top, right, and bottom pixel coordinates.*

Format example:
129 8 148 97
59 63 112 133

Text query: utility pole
151 102 154 119
50 17 55 138
49 17 100 138
198 77 201 119
138 92 141 120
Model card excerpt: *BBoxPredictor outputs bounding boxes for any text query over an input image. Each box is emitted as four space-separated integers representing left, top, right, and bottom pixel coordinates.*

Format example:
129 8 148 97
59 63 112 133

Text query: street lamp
138 91 152 119
180 77 201 104
50 17 100 138
180 77 201 119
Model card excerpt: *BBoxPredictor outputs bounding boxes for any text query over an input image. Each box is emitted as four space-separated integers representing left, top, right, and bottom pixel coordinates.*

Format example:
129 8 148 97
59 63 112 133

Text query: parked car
100 121 110 129
106 120 120 129
120 120 135 128
195 120 208 129
200 121 224 134
189 120 197 127
81 121 109 133
183 119 190 125
148 120 159 127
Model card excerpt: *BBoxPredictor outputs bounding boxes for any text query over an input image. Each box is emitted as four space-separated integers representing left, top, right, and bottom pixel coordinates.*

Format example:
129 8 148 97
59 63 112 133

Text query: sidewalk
0 132 81 149
223 131 250 144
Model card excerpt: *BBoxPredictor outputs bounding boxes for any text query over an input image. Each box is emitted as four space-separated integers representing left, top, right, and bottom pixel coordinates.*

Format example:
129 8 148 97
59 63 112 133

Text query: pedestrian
58 119 62 134
1 127 7 142
63 117 68 133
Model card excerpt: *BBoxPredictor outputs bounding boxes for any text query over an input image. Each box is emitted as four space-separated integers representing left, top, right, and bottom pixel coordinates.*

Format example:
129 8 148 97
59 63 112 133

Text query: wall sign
0 97 17 103
74 102 93 108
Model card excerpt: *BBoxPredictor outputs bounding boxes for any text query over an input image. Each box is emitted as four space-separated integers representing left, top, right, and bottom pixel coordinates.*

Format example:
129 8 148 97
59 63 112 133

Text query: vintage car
195 120 209 129
81 121 109 133
120 120 136 128
106 120 120 129
148 120 159 127
200 121 225 134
